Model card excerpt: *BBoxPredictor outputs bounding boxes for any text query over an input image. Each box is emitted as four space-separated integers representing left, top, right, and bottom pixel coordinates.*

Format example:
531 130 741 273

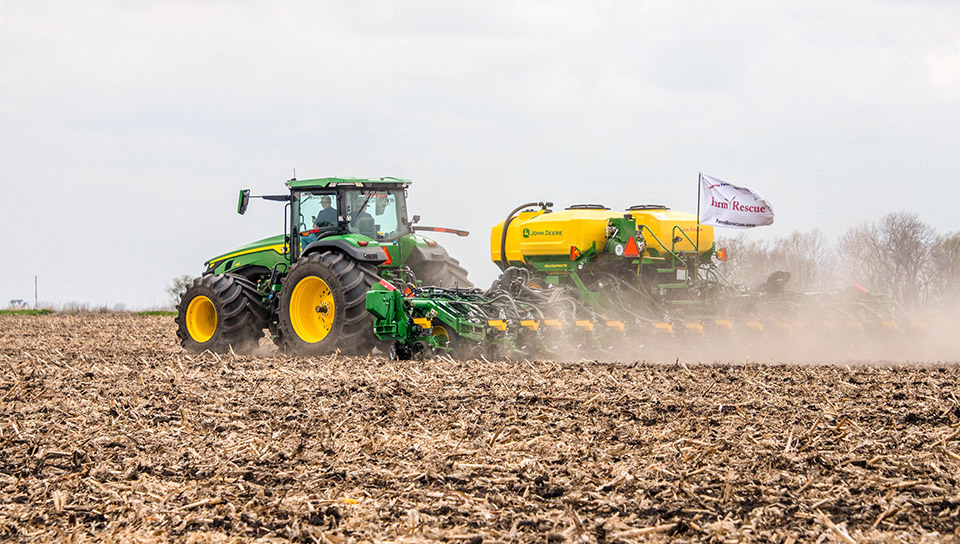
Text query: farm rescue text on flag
699 174 774 228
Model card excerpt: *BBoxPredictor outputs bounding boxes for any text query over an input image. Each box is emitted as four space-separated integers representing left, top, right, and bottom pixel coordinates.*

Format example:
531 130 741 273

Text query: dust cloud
558 311 960 365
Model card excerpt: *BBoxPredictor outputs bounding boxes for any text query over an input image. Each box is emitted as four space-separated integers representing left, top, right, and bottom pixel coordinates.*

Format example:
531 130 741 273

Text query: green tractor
175 176 472 355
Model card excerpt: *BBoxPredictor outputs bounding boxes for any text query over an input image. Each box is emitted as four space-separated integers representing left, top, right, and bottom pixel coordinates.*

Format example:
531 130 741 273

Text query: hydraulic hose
499 201 552 270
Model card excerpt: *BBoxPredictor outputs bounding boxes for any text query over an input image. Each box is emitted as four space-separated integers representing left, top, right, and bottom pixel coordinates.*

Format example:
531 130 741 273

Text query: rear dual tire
176 274 267 353
414 257 473 289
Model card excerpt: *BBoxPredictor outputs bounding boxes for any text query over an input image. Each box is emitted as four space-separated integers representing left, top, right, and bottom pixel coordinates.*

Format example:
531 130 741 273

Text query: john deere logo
522 228 563 237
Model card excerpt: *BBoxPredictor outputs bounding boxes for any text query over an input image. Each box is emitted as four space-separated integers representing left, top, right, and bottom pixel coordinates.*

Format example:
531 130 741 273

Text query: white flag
700 174 774 228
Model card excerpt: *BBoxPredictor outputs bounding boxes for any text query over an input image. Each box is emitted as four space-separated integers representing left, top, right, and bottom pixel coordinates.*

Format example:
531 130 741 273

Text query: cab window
344 189 407 240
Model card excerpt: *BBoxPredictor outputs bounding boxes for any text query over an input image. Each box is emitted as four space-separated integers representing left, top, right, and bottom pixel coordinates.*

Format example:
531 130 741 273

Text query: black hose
499 201 551 270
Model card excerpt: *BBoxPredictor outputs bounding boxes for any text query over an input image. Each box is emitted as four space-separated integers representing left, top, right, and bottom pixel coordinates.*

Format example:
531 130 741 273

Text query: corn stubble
1 314 958 543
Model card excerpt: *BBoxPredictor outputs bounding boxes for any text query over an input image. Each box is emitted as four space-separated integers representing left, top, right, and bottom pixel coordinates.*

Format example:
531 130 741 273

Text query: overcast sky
2 1 959 309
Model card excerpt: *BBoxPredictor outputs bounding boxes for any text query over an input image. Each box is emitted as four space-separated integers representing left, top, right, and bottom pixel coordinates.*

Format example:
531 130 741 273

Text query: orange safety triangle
624 236 640 258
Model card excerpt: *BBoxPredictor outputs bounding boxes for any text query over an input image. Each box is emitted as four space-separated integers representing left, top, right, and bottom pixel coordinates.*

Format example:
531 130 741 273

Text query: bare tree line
716 211 960 311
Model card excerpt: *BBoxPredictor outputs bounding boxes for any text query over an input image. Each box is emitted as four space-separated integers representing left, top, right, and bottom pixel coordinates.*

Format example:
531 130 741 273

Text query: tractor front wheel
277 252 379 355
175 274 267 353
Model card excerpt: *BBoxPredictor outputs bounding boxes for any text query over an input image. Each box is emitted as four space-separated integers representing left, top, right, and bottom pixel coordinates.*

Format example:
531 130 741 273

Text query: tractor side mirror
237 189 250 215
412 214 421 224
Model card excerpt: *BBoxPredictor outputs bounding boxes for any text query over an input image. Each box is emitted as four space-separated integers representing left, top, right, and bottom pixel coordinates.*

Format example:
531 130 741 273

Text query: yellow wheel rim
433 324 450 347
290 276 336 343
186 295 217 343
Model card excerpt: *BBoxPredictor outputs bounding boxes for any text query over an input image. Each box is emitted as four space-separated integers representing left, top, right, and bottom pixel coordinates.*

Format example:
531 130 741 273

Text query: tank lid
628 204 670 211
565 204 610 210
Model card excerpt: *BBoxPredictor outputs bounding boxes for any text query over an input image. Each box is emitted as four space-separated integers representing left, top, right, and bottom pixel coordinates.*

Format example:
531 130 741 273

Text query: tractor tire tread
415 257 473 289
175 274 267 353
277 251 379 355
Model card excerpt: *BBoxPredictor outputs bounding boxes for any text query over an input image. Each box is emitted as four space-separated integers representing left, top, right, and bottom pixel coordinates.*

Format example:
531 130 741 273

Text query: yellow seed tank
491 206 714 264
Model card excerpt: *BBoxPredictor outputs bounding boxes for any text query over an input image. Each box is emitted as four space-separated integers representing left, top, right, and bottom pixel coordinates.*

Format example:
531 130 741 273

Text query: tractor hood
204 234 287 270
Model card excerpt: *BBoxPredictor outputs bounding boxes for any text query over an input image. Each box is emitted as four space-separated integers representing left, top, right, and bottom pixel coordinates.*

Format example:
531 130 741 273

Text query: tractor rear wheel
414 257 473 289
176 274 266 353
277 251 379 355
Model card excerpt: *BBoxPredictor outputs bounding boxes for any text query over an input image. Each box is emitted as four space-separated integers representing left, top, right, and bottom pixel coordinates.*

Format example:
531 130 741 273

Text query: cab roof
285 177 412 190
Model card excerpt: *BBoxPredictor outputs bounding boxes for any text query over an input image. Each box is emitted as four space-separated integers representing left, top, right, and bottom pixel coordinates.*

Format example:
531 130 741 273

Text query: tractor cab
290 177 412 257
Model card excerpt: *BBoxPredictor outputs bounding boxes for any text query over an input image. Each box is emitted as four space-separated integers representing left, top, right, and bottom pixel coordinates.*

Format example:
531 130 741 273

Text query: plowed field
1 314 958 543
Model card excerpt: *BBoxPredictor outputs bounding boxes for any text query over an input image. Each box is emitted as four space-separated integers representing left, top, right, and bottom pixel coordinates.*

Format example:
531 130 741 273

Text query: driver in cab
314 195 337 228
301 194 338 248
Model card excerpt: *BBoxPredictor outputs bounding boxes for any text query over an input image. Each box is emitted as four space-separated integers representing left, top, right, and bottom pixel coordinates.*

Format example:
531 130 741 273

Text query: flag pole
696 172 703 298
696 172 701 254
